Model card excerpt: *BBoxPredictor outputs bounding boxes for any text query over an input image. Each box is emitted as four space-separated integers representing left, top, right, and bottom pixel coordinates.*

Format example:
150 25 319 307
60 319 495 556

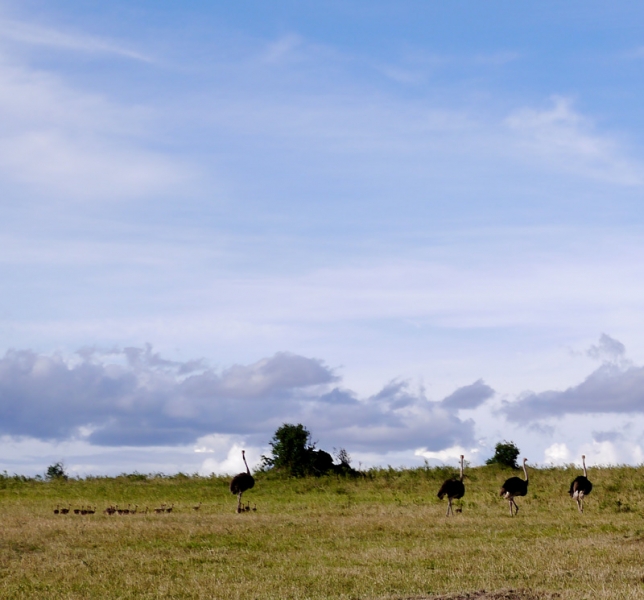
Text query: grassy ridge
1 465 644 599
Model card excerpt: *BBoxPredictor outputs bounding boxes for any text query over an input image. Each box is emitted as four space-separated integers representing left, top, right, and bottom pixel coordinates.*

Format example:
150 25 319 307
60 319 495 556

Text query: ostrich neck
243 455 250 475
459 458 464 481
583 457 587 478
522 461 528 481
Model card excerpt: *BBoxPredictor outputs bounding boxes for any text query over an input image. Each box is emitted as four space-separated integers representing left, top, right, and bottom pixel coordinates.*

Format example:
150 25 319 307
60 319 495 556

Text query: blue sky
2 1 644 476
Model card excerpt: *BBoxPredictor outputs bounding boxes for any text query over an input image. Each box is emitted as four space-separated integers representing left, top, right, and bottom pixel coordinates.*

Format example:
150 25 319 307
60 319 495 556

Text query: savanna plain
1 465 643 600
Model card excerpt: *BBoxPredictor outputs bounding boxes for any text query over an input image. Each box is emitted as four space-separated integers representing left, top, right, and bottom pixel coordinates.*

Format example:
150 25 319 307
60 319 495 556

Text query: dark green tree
486 441 520 468
46 462 68 480
262 423 335 477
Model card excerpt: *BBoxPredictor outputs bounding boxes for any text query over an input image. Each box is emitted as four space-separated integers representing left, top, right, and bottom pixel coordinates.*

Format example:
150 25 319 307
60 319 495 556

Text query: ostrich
569 454 593 513
500 458 529 516
437 455 466 516
230 449 255 514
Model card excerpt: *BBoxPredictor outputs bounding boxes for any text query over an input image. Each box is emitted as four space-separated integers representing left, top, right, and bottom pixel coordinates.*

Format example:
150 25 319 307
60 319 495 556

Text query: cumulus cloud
587 333 626 362
544 442 570 465
0 348 335 445
0 346 479 455
503 335 644 423
504 362 644 422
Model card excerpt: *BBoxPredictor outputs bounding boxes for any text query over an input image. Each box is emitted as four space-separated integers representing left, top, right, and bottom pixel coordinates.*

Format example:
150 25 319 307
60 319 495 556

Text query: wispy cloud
0 56 192 200
0 18 152 61
261 34 304 64
506 96 642 185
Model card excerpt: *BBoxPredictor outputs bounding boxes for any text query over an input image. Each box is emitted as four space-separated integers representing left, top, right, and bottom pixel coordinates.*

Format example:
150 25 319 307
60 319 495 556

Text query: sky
2 1 644 476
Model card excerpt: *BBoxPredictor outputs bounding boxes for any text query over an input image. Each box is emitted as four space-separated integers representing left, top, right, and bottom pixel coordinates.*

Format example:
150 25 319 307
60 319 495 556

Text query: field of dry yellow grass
1 465 644 599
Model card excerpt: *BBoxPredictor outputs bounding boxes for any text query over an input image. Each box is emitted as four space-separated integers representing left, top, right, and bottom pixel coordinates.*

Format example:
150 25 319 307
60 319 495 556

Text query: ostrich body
500 458 529 516
437 455 465 516
230 450 255 513
569 455 593 513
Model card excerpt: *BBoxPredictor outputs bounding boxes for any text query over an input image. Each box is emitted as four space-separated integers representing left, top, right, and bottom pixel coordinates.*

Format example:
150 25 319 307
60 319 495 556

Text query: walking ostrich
230 449 255 514
437 455 466 516
500 458 529 516
569 454 593 513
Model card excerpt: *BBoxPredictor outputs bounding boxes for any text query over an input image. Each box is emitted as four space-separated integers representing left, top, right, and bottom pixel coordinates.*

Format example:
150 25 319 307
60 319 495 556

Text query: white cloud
415 445 478 464
506 96 642 185
198 442 263 476
580 440 620 466
544 442 570 465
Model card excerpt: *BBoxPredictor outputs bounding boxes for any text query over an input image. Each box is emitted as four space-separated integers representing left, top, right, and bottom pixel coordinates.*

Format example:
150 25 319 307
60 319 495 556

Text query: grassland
1 464 644 599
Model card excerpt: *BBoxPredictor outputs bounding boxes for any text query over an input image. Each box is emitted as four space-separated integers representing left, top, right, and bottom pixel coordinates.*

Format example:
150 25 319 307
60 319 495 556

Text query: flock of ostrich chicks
53 450 594 518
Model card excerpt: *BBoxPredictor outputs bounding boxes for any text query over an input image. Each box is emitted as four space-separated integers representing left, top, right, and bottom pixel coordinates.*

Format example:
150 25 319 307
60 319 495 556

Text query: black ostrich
229 449 255 513
437 455 465 516
500 457 529 516
569 454 592 513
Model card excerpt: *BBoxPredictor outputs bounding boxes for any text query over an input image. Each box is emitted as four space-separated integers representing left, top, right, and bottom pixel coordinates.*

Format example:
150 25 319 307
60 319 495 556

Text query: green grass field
1 465 643 599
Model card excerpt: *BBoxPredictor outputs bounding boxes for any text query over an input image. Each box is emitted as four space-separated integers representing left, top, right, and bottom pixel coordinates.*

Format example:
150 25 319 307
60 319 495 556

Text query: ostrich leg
446 498 452 517
237 492 243 513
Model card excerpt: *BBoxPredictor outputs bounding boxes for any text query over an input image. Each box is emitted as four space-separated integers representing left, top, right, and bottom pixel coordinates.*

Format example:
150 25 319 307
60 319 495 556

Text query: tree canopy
262 423 357 477
485 440 520 469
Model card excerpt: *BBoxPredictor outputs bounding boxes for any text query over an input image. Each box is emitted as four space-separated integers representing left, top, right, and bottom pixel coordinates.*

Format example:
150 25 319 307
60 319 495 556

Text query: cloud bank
0 346 485 455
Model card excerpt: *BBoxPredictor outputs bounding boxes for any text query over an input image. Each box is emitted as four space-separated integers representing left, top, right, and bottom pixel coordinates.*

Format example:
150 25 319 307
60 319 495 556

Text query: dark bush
262 424 357 477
